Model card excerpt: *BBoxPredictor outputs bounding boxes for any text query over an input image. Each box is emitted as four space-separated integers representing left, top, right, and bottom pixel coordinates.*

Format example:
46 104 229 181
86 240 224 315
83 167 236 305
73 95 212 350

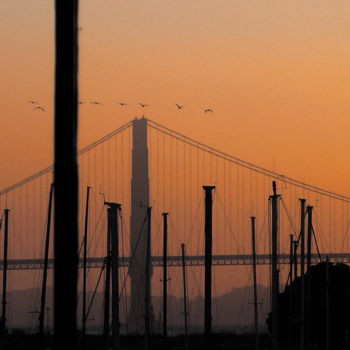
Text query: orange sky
1 0 350 196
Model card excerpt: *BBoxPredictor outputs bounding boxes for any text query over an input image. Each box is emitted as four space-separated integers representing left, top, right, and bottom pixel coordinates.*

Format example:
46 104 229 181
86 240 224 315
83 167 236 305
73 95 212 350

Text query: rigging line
0 122 132 196
147 122 350 203
119 211 148 300
280 198 298 236
215 191 241 254
79 202 105 258
118 210 129 329
86 264 105 320
339 215 350 250
311 224 323 263
183 192 204 249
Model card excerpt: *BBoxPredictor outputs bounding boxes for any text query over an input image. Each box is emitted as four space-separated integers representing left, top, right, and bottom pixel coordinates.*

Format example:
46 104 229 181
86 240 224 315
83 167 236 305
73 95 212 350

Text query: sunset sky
1 0 350 195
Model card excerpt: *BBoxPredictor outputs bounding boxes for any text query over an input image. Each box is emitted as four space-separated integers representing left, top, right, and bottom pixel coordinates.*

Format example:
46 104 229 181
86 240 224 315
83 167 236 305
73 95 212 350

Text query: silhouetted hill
6 285 270 334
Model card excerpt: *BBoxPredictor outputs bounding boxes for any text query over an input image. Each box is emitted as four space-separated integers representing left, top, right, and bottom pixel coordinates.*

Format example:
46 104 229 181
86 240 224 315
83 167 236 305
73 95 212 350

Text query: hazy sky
1 0 350 194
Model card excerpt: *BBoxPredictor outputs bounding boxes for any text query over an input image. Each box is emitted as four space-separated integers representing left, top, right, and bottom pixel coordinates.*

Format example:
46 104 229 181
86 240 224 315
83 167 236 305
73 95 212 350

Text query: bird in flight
27 100 38 104
90 101 102 105
34 106 45 112
118 102 128 106
204 108 213 114
139 102 149 108
176 104 184 109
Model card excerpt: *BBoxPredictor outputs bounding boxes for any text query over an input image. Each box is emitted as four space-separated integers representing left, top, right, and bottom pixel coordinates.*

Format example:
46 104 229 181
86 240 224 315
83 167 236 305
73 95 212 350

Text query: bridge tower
129 117 151 332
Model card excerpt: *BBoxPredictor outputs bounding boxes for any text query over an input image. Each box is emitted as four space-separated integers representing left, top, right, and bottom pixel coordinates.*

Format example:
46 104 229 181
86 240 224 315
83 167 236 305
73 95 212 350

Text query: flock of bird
27 100 214 114
27 100 45 112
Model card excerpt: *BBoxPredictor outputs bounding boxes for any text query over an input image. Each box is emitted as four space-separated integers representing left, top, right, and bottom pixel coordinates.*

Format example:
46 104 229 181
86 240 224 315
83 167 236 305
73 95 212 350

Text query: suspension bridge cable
147 120 350 203
280 198 298 236
0 122 132 197
311 225 323 263
119 211 148 301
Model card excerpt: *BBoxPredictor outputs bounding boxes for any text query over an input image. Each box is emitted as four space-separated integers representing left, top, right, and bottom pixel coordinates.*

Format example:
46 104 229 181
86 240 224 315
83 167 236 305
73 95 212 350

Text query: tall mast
105 202 121 350
103 206 111 349
181 243 189 350
53 1 78 348
288 234 294 349
325 257 330 350
270 181 280 350
306 205 313 348
162 212 169 341
203 185 215 348
250 217 259 350
145 207 152 350
299 198 306 350
39 183 54 349
82 186 91 348
0 208 9 334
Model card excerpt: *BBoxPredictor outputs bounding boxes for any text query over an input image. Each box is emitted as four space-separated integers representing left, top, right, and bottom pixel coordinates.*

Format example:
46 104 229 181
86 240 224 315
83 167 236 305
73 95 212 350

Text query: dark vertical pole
145 207 152 350
181 243 189 350
299 199 306 350
1 209 9 333
306 206 313 273
288 234 293 349
270 181 280 350
104 202 121 350
54 1 78 349
306 205 313 348
82 186 91 348
162 212 168 340
39 183 54 349
293 240 298 280
103 208 111 348
203 185 215 346
250 217 259 350
325 257 330 350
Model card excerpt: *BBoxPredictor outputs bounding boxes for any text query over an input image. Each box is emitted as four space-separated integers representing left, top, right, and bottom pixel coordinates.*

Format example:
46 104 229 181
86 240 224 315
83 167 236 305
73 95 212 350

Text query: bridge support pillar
129 117 150 333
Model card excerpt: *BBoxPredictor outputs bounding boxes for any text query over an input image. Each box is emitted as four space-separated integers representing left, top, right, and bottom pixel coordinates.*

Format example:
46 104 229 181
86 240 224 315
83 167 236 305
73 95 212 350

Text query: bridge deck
0 253 349 270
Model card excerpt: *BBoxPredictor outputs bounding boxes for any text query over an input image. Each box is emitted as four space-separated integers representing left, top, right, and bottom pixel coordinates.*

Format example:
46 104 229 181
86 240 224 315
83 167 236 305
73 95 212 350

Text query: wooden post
54 1 78 349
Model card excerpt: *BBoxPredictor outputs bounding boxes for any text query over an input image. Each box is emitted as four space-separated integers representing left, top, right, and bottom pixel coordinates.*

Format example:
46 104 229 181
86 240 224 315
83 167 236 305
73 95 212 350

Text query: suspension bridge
0 117 349 333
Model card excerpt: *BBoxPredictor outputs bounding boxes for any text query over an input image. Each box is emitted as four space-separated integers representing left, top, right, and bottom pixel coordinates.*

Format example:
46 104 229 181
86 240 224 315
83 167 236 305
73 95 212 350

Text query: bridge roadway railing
1 253 350 270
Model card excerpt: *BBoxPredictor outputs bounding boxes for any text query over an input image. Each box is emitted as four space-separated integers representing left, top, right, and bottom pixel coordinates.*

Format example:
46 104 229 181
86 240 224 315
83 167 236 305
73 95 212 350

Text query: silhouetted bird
118 102 128 106
78 101 84 104
90 101 102 105
27 100 38 104
139 103 149 108
34 106 45 112
204 109 213 114
176 104 184 109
